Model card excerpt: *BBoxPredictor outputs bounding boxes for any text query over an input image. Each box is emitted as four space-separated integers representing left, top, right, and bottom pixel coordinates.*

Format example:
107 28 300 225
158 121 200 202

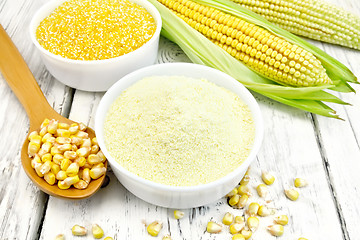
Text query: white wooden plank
307 0 360 238
0 0 74 239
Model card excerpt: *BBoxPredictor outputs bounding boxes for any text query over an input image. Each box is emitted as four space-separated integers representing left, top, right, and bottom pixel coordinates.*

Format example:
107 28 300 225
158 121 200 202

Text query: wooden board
0 0 359 239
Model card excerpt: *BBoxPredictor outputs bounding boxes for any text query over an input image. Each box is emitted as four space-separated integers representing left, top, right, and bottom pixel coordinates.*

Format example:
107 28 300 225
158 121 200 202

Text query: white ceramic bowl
95 63 263 209
29 0 162 92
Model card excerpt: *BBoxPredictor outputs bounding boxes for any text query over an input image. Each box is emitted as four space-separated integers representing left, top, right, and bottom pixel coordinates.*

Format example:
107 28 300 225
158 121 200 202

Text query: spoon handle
0 24 56 128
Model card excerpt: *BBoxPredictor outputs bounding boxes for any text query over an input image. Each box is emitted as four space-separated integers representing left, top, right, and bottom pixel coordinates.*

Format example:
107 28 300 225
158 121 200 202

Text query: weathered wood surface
0 0 359 239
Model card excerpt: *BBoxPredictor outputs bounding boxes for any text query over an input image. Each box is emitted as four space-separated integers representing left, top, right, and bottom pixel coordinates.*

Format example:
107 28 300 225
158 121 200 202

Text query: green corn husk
148 0 358 118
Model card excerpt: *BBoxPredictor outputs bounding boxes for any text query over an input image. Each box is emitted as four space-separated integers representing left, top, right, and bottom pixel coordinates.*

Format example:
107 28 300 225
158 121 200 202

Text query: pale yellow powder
104 76 255 186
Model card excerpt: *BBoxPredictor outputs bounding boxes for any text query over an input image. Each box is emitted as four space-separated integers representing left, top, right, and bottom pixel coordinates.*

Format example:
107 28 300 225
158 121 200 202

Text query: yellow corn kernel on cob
158 0 332 87
232 0 360 50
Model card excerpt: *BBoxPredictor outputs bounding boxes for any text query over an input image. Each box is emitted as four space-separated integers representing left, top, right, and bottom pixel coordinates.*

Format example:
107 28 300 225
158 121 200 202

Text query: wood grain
0 0 359 239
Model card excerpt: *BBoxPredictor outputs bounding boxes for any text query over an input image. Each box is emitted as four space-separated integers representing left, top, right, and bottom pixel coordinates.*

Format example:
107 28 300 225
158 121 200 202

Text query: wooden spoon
0 25 107 199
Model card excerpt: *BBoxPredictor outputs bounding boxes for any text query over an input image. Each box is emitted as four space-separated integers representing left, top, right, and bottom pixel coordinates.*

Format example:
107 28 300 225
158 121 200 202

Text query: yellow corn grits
36 0 156 60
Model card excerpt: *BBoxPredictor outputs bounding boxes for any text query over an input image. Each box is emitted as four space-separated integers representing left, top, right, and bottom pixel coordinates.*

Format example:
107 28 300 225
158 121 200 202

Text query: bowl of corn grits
95 63 264 208
29 0 161 92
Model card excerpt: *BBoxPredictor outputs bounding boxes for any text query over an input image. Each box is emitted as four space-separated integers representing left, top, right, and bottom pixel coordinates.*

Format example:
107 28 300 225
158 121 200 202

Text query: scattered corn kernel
162 235 172 240
81 168 91 183
35 164 44 177
261 171 275 185
51 146 61 155
77 147 90 157
79 122 87 131
74 180 89 189
222 212 234 225
44 172 56 185
71 136 83 146
56 137 71 145
66 162 80 177
81 138 92 148
236 194 248 209
75 131 89 139
72 225 87 236
92 224 104 239
248 202 260 216
234 216 244 224
97 150 106 162
58 122 70 129
41 119 50 128
257 205 275 217
147 221 163 237
104 237 114 240
58 180 71 190
39 127 47 136
298 238 308 240
28 131 39 141
90 167 107 179
247 217 259 232
241 229 252 239
58 143 72 152
28 141 40 157
274 215 289 226
56 129 71 138
88 154 102 165
174 210 185 219
232 233 245 240
41 153 52 163
41 133 52 143
285 188 299 201
229 223 245 234
240 173 250 185
64 151 77 159
30 135 42 145
31 155 41 168
47 120 58 134
237 185 251 196
52 154 64 165
39 161 52 175
63 175 80 186
206 221 222 233
60 158 71 171
294 178 308 188
56 170 67 181
267 224 284 236
74 156 87 167
54 234 65 240
229 194 240 206
226 188 238 197
256 184 268 198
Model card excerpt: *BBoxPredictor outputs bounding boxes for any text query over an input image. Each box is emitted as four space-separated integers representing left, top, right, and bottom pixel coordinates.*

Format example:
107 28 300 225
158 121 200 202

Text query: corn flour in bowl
95 63 263 208
104 76 255 186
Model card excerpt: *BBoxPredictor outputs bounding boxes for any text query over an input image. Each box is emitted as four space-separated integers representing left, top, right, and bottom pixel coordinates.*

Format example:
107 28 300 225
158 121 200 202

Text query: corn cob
158 0 331 87
148 0 358 118
231 0 360 50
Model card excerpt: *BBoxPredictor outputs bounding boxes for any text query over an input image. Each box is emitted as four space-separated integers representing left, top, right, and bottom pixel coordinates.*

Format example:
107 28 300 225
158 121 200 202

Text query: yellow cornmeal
36 0 156 60
104 76 255 186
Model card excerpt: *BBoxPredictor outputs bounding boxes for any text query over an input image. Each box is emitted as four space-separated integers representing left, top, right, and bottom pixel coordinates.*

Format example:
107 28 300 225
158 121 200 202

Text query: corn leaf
149 0 355 118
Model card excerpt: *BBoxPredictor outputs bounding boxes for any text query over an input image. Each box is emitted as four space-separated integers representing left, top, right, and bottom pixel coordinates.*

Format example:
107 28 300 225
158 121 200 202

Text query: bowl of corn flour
95 63 263 208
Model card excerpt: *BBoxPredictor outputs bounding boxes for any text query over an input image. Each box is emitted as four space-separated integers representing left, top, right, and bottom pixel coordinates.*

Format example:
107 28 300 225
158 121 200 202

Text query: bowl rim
29 0 162 65
95 62 264 192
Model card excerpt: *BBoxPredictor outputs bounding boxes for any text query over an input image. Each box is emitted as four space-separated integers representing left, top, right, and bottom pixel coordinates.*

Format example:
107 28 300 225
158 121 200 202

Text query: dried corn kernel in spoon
28 119 107 190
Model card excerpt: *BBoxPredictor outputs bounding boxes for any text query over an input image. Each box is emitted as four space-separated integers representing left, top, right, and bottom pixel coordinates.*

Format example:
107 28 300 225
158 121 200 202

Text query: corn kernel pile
36 0 157 60
28 119 106 190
